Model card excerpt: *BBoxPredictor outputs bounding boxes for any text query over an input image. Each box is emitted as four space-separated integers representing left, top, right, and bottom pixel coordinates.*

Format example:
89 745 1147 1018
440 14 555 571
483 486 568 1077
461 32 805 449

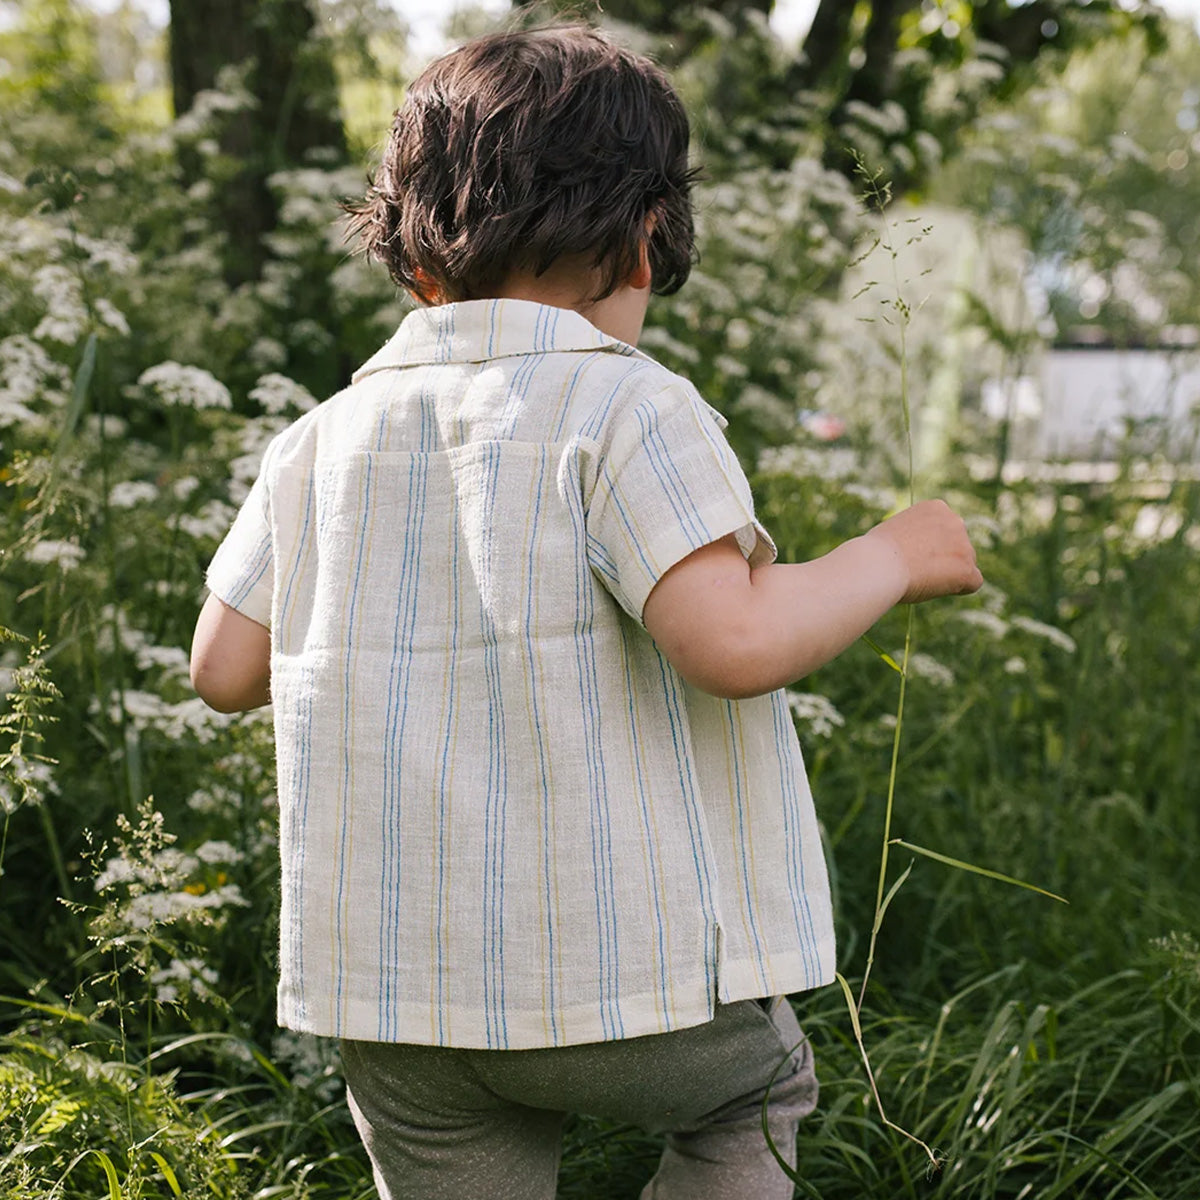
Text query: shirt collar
352 298 655 382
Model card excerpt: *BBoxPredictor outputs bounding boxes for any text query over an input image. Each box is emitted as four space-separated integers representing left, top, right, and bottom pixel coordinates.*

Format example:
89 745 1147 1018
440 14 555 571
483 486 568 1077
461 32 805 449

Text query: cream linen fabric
206 299 835 1049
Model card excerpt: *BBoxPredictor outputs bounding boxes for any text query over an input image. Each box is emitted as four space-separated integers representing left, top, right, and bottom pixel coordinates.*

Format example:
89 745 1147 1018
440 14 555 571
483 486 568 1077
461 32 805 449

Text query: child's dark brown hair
345 24 699 303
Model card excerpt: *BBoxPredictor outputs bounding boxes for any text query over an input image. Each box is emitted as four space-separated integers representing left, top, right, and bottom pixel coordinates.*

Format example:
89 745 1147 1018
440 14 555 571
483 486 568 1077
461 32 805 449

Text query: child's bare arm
642 499 982 700
190 594 271 712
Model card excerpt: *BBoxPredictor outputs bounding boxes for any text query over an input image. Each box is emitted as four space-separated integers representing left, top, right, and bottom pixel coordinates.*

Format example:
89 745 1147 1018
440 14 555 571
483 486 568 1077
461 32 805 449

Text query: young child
191 24 982 1199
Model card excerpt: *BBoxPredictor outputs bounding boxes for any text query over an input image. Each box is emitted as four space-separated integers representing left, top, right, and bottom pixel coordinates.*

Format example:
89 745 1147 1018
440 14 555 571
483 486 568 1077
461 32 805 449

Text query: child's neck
492 259 651 347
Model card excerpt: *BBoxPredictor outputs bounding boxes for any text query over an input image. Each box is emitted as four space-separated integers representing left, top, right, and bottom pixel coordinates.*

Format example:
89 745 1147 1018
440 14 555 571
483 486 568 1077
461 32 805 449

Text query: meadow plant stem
858 608 912 1012
856 160 917 1013
38 803 71 901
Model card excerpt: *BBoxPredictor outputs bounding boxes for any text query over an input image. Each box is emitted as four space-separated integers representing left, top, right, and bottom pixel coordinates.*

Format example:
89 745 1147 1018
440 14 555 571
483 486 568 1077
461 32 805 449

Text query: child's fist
866 499 984 604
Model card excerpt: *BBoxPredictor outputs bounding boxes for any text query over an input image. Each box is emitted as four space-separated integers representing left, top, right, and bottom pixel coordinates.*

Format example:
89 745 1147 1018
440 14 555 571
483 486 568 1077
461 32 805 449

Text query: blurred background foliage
1 0 1199 1195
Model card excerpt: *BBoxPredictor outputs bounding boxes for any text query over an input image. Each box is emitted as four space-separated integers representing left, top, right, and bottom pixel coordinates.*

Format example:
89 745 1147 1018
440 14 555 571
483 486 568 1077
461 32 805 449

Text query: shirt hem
275 941 837 1050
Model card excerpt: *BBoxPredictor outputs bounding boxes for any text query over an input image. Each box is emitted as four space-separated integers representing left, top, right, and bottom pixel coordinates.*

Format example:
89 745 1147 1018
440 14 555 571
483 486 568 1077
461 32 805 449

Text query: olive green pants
341 996 817 1199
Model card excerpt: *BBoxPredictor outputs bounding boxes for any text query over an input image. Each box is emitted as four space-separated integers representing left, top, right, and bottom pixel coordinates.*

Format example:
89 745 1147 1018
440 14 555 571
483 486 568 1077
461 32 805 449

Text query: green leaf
890 839 1069 904
861 634 903 673
871 860 913 937
834 972 863 1042
0 995 90 1023
49 332 96 475
89 1149 122 1200
33 1098 82 1135
147 1152 183 1197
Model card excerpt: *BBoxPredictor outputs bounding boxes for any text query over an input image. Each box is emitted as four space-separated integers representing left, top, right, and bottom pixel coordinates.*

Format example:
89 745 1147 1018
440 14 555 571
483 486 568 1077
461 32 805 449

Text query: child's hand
864 500 983 604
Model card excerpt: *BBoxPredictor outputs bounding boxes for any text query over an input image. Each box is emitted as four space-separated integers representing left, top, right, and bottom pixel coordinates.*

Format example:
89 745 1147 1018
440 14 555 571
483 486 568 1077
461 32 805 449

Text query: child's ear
410 266 444 305
629 239 652 291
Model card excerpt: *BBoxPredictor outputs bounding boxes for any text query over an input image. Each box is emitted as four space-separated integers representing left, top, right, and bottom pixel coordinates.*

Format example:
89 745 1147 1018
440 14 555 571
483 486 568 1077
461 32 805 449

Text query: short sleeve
205 465 275 629
585 384 776 623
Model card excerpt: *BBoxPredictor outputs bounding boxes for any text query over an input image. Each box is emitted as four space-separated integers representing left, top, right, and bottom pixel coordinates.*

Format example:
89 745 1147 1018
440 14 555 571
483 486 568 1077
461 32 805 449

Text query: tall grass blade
871 860 913 936
835 972 940 1170
46 332 97 492
89 1148 123 1199
0 994 91 1022
890 838 1069 903
147 1151 183 1197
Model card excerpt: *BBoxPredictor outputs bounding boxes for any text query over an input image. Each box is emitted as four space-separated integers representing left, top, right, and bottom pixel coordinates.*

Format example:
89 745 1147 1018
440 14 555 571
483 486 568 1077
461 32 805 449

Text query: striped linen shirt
206 298 836 1049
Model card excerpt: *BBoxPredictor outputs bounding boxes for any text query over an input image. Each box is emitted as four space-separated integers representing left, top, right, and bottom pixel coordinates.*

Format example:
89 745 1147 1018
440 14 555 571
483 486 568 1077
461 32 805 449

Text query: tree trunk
168 0 347 285
788 0 857 96
821 0 921 180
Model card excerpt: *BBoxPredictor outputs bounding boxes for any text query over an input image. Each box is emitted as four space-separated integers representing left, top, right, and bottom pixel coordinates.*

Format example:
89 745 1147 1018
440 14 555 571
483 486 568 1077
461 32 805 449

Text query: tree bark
788 0 857 96
168 0 347 285
821 0 920 179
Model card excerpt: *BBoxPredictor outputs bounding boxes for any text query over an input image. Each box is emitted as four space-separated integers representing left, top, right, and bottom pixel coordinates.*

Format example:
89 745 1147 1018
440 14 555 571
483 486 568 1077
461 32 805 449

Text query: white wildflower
271 1029 342 1099
248 337 288 370
111 689 235 743
786 691 846 739
173 475 200 501
228 453 263 500
134 643 191 679
113 689 171 728
713 353 748 380
1010 615 1077 654
108 480 158 508
26 539 85 570
94 857 140 892
75 233 138 274
249 372 317 415
139 361 232 410
94 297 130 336
725 319 753 349
97 605 149 654
179 499 236 541
150 955 219 1005
636 328 701 365
902 652 955 688
166 696 236 742
954 610 1010 639
0 757 55 814
1004 657 1028 675
0 393 36 428
172 86 250 140
123 885 246 931
187 786 237 815
194 839 242 865
0 335 70 424
32 264 89 344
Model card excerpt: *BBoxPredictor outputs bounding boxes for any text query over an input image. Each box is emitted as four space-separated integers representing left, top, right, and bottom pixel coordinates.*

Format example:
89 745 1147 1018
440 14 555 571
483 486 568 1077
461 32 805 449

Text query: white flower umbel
150 955 220 1006
178 499 237 541
1010 615 1077 654
953 609 1011 639
0 335 70 425
31 265 89 344
26 539 85 570
900 651 955 688
249 372 317 415
786 691 847 739
108 480 158 508
138 361 232 410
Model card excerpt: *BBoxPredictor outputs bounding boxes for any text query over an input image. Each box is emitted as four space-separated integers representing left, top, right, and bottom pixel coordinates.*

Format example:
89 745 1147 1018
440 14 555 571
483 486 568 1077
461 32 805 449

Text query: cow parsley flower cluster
786 691 847 739
249 371 317 415
138 361 232 410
